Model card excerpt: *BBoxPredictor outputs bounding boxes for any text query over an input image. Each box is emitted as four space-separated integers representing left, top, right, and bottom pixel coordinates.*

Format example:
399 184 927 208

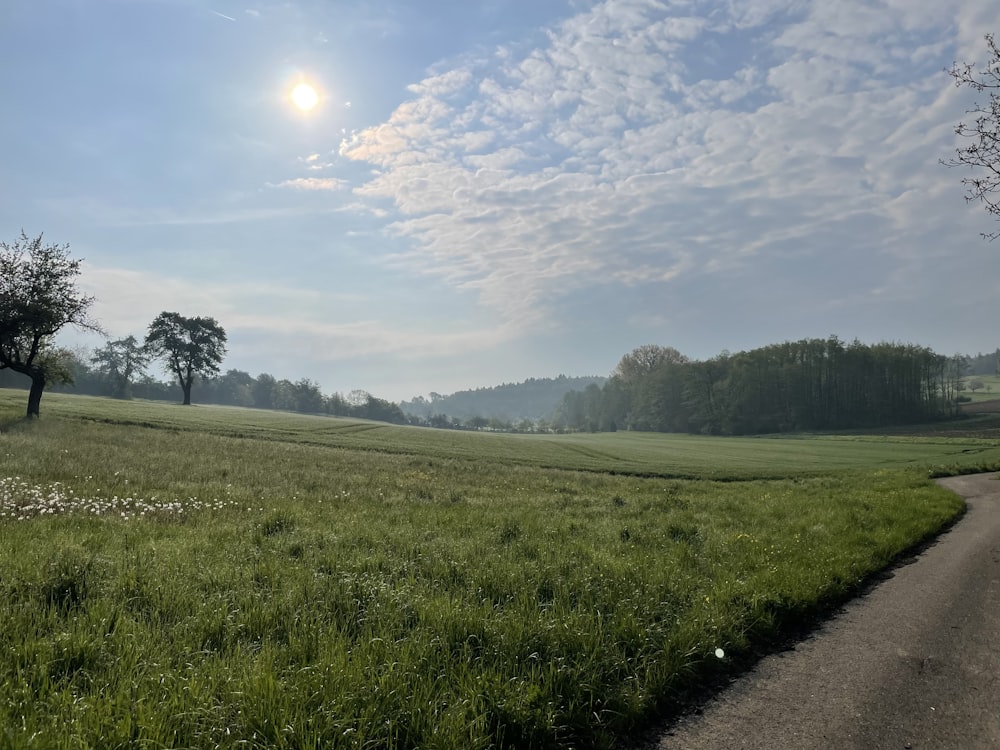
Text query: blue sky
1 0 997 401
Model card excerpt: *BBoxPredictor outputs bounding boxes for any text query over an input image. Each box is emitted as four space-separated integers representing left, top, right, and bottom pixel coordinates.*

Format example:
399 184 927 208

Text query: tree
346 389 370 407
945 33 1000 240
144 312 227 405
291 378 324 413
466 415 489 430
219 369 255 407
612 344 688 383
251 372 277 409
0 232 102 417
91 335 149 399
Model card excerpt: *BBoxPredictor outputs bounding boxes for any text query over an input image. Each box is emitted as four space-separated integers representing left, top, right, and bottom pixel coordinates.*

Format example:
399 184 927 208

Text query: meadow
959 374 1000 403
1 390 997 749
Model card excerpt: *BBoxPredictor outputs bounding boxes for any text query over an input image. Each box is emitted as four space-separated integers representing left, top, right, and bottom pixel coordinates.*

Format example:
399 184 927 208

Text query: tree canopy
945 33 1000 240
0 232 101 417
612 344 688 383
556 338 959 435
91 335 149 399
145 312 227 405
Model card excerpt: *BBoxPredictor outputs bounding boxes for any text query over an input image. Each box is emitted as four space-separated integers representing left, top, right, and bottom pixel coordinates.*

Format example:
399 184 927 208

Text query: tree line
0 232 405 422
0 232 230 418
553 339 975 435
399 375 607 423
0 339 408 423
0 231 988 435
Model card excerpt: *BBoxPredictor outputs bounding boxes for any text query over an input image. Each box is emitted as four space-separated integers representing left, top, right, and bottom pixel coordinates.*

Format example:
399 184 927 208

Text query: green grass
0 389 991 748
960 374 1000 402
8 390 1000 479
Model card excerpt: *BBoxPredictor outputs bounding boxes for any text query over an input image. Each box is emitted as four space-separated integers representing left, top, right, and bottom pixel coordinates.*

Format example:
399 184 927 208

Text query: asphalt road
647 472 1000 750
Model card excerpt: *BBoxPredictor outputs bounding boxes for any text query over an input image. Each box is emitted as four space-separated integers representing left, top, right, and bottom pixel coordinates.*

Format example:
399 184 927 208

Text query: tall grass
0 393 972 748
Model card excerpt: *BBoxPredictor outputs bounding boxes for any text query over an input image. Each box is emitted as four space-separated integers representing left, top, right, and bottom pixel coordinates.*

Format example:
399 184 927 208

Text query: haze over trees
556 338 968 435
2 327 994 434
399 375 606 424
0 234 989 434
145 312 227 406
945 33 1000 240
0 232 101 417
964 350 1000 376
90 335 149 399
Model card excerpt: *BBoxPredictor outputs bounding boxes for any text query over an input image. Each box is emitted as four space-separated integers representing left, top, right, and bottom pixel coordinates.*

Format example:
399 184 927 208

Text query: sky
1 0 997 402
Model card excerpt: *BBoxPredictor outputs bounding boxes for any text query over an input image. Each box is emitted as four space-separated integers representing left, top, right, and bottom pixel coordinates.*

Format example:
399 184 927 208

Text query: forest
554 338 990 435
398 375 606 423
1 334 995 436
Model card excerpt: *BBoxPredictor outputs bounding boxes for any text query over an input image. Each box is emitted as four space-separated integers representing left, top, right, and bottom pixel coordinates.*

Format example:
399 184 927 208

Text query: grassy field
960 374 1000 403
0 390 996 748
8 390 1000 479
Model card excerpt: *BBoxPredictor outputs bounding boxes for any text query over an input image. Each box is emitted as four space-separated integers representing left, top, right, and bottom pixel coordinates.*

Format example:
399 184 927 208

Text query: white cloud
271 177 349 191
77 264 518 365
325 0 985 337
407 68 474 97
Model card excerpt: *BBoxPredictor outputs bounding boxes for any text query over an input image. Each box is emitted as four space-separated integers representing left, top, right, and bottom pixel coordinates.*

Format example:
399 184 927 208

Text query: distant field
963 399 1000 414
955 372 1000 421
0 389 994 748
960 374 1000 403
6 390 1000 479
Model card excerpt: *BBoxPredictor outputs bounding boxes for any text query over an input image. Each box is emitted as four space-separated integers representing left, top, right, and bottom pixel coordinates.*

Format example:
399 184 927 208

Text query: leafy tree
612 344 688 383
270 379 298 411
251 372 277 409
466 415 489 430
945 33 1000 240
326 391 349 416
347 389 370 407
358 395 407 424
144 312 227 405
0 232 102 417
215 369 255 407
291 378 324 413
91 335 149 399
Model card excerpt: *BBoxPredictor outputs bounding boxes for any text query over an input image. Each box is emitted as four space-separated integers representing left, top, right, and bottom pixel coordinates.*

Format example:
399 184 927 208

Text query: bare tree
0 232 102 417
944 33 1000 240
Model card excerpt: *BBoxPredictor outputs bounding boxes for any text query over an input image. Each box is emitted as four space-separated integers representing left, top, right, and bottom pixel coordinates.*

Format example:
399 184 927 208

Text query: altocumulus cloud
339 0 993 327
271 177 349 191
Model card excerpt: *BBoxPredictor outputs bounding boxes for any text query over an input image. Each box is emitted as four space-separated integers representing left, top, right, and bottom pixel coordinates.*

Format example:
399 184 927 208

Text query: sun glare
291 82 319 111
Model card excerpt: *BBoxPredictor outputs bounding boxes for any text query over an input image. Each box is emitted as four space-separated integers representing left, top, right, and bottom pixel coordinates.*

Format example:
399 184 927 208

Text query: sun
290 82 319 111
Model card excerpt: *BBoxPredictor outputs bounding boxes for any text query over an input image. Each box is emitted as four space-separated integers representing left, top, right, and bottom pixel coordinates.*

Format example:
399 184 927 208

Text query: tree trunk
182 380 192 405
27 373 45 418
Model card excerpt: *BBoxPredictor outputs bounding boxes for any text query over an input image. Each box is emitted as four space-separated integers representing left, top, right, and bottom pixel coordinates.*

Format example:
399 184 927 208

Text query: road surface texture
646 472 1000 750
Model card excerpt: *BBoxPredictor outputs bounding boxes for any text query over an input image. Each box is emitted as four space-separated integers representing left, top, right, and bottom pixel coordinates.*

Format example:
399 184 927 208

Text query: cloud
296 153 335 171
270 177 349 191
77 264 518 365
407 68 474 97
327 0 981 333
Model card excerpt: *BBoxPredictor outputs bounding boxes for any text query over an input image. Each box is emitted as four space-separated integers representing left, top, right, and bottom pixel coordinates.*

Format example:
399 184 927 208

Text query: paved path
648 472 1000 750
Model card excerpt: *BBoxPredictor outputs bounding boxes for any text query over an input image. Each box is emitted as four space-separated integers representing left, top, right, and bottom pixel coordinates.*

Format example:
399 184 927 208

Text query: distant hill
400 375 607 423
